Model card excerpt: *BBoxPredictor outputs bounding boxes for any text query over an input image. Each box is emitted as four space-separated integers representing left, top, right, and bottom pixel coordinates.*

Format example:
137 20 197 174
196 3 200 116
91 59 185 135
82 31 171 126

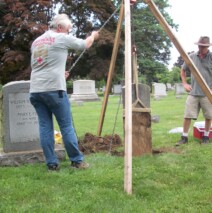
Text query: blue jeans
30 91 84 166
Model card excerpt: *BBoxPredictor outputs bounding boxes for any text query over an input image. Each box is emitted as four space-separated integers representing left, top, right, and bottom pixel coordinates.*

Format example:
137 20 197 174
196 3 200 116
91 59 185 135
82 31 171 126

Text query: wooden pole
132 51 139 97
143 0 212 103
97 2 124 136
124 0 132 195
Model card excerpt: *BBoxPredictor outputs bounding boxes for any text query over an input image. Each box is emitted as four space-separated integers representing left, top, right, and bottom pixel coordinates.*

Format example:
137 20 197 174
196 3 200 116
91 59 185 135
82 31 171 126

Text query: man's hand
91 31 99 41
65 71 69 79
183 83 192 92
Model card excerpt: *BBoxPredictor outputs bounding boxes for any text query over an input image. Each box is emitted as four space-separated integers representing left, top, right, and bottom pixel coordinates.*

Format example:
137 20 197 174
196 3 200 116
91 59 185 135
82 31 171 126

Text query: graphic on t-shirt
33 45 48 66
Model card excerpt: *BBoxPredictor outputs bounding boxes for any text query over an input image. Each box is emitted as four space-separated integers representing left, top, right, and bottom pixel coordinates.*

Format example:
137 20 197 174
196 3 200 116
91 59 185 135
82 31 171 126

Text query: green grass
0 91 212 213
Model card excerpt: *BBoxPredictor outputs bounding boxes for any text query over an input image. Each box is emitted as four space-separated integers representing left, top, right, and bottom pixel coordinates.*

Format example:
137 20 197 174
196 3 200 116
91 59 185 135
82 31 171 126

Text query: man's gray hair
49 14 72 29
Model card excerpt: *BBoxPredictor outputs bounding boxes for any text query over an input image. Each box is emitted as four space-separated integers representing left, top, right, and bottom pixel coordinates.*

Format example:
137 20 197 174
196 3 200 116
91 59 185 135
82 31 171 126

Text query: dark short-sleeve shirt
182 51 212 96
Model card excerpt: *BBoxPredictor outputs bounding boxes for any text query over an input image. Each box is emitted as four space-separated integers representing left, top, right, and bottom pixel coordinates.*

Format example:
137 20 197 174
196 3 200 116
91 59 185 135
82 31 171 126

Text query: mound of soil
78 132 123 154
78 133 181 156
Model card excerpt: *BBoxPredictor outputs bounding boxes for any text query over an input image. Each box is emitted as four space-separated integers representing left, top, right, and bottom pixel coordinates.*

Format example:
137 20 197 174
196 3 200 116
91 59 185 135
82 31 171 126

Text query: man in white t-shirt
30 14 99 171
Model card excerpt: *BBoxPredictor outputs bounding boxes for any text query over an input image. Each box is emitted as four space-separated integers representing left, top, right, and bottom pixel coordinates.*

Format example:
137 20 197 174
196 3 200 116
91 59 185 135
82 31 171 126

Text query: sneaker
200 136 209 144
175 136 188 146
47 164 60 172
71 161 89 169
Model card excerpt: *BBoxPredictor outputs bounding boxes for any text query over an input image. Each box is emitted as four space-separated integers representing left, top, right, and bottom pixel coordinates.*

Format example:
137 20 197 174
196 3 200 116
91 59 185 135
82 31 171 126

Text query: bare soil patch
78 133 123 154
152 147 181 154
78 133 181 156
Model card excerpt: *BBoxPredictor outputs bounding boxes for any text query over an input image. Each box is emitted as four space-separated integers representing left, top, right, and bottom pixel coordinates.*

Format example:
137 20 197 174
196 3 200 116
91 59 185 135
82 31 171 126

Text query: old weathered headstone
70 80 100 102
2 81 40 153
122 83 150 108
122 83 152 156
0 81 65 166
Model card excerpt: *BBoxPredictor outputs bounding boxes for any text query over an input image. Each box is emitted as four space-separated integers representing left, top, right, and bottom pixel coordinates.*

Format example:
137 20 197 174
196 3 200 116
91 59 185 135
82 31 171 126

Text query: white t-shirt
30 30 86 92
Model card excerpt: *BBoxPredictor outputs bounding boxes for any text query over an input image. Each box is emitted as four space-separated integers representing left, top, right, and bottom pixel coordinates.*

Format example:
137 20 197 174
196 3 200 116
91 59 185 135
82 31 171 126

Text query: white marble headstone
153 83 167 97
113 84 122 95
70 80 99 102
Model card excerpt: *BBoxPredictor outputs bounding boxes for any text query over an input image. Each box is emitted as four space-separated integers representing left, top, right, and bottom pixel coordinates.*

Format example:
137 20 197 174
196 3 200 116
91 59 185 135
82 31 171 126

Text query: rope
99 4 121 32
108 93 122 154
69 4 121 73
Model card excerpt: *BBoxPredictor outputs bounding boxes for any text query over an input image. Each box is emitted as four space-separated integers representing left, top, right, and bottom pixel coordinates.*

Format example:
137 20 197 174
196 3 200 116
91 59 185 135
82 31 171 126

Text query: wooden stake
124 0 132 195
97 2 124 136
144 0 212 103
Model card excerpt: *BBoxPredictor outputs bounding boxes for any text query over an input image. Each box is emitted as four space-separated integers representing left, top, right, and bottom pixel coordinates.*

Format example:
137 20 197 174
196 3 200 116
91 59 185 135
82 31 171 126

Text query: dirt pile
78 133 180 156
78 132 123 154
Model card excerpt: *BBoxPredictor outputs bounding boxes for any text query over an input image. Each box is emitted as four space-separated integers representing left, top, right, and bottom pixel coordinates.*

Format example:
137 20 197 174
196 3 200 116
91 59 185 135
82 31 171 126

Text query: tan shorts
184 95 212 119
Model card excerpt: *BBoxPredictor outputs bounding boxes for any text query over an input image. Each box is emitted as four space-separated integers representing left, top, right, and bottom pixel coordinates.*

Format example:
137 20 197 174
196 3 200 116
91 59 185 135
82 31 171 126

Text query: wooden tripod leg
144 0 212 103
97 2 124 136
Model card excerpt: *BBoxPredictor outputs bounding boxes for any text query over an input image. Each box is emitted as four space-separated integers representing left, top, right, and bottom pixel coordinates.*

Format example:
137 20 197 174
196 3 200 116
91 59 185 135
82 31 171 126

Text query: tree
0 0 122 84
59 0 123 82
168 66 181 84
131 0 178 85
0 0 179 87
0 0 59 84
173 51 194 68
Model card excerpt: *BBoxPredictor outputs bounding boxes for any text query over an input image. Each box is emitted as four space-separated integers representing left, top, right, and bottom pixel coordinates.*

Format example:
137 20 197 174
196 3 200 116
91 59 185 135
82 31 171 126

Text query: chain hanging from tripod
68 3 122 73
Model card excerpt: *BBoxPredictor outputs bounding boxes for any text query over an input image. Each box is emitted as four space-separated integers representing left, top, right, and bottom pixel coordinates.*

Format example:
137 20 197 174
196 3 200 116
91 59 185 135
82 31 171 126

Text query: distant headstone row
152 82 186 100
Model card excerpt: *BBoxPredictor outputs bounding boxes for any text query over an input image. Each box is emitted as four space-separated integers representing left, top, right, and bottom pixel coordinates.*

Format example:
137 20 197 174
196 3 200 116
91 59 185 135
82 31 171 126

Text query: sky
166 0 212 68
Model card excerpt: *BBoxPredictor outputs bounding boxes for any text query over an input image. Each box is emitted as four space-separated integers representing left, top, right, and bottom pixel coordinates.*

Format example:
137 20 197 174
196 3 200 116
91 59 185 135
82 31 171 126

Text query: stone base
0 145 66 166
70 94 100 102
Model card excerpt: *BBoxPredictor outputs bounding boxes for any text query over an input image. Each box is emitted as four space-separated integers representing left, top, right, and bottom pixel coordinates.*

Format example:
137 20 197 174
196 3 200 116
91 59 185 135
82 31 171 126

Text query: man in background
176 36 212 146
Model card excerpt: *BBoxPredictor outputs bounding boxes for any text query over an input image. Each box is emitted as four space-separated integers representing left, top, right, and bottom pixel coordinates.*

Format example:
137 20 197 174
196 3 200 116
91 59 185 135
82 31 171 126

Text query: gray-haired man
30 14 99 170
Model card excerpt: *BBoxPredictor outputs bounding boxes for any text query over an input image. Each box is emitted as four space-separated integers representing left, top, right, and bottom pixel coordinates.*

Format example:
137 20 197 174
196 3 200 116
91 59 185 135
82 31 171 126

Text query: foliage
95 79 107 90
173 51 194 68
0 0 180 87
0 0 122 85
166 66 181 84
155 68 169 84
66 79 73 89
60 0 124 81
0 0 61 84
132 0 178 85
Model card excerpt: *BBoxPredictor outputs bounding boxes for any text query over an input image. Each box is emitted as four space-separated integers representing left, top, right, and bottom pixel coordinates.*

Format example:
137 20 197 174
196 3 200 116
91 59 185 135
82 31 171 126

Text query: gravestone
122 83 150 108
122 83 152 156
166 83 173 90
2 81 40 153
70 80 100 102
113 84 122 95
0 81 65 166
175 83 186 96
152 83 167 98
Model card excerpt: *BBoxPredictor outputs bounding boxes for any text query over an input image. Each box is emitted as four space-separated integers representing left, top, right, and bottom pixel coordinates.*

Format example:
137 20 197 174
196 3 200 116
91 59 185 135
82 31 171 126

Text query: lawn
0 91 212 213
